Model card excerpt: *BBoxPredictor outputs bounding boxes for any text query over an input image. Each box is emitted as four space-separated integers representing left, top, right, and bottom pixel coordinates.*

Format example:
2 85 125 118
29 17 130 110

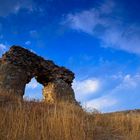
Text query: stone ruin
0 45 76 103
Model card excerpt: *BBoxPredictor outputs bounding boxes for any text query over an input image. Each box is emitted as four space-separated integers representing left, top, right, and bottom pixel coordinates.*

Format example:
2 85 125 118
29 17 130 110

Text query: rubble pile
0 45 76 103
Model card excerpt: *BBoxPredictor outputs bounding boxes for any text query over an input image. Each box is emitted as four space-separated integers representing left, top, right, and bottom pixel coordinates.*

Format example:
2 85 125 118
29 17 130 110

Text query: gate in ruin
0 46 76 103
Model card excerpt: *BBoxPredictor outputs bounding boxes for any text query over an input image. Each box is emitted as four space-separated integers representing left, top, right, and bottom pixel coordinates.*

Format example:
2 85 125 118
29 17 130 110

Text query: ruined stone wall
0 46 76 103
43 79 75 103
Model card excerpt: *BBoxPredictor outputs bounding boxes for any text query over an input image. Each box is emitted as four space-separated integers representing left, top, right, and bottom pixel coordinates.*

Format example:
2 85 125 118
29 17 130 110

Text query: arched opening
24 78 43 101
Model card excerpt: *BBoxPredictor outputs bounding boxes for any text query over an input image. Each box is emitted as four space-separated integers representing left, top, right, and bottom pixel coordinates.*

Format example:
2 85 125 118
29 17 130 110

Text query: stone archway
0 46 76 103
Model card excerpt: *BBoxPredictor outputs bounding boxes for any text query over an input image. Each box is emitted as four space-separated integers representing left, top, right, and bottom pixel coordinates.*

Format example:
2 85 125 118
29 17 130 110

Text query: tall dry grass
0 101 140 140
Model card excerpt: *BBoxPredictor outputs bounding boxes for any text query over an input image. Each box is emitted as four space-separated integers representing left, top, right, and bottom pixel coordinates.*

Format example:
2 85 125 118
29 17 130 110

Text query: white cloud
121 74 137 88
26 78 39 89
98 73 140 112
65 9 100 34
80 73 140 112
24 78 43 100
101 25 140 54
72 78 100 102
63 0 140 54
63 0 114 34
106 73 140 95
112 74 140 92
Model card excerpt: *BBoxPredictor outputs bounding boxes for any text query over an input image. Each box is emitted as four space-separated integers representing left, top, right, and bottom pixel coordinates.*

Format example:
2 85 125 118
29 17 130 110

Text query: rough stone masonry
0 45 76 103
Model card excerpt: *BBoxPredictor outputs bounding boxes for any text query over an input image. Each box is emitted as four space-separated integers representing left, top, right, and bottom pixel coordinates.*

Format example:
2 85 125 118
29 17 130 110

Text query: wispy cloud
0 0 34 17
86 95 118 112
73 78 100 101
63 0 140 54
0 43 7 52
26 78 39 89
24 78 43 100
87 74 140 110
74 73 140 112
0 43 8 56
29 30 39 38
0 42 9 57
25 41 31 45
109 74 140 94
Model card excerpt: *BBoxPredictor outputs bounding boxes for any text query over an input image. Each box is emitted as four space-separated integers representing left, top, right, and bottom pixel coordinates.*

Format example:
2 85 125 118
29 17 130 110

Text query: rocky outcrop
0 46 76 103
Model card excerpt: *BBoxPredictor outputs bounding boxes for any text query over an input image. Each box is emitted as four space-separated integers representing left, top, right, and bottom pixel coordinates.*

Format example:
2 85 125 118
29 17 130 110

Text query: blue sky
0 0 140 112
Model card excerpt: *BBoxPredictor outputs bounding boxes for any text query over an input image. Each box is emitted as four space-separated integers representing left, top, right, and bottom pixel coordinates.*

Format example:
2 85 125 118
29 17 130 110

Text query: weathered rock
0 45 76 103
43 79 75 103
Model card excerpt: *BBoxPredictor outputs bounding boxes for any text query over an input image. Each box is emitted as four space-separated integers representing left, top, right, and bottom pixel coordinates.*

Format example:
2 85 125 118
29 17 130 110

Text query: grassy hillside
0 101 140 140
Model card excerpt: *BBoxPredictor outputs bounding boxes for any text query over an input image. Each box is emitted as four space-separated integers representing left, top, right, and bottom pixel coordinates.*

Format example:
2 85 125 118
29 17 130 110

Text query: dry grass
0 101 140 140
